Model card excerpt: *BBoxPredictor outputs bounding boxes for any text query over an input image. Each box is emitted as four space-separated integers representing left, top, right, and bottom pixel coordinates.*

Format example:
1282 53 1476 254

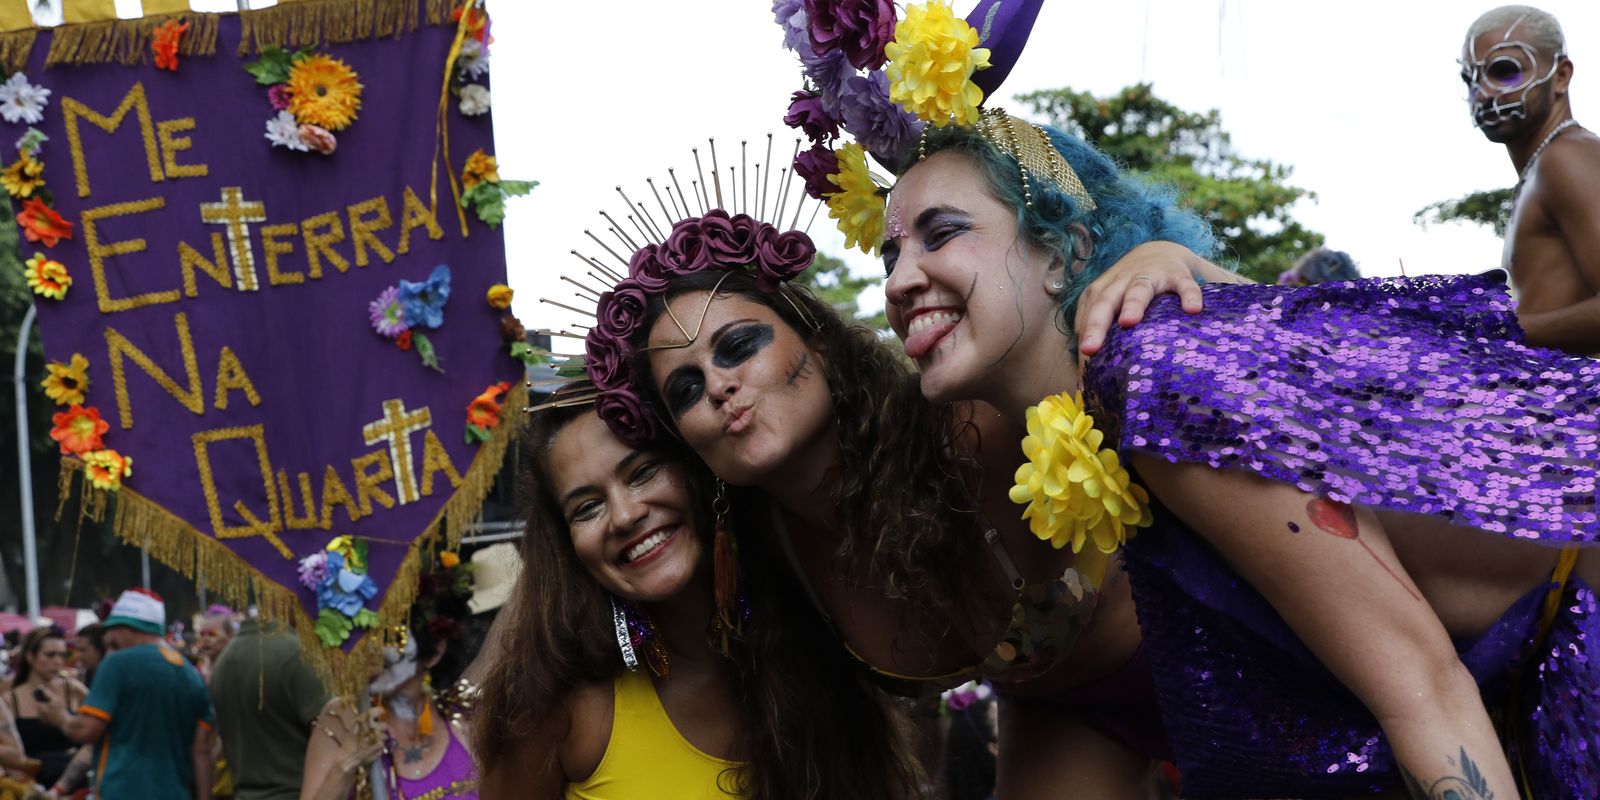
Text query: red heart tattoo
1306 498 1358 539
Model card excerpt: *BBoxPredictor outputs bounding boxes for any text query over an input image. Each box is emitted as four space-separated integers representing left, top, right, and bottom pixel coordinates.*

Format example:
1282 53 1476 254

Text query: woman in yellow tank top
474 381 925 799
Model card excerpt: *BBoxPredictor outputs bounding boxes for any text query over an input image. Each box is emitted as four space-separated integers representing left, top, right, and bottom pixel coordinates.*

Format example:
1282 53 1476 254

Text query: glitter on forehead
885 205 908 241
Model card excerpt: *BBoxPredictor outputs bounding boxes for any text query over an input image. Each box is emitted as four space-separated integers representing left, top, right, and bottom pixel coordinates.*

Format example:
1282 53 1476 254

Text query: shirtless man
1463 5 1600 355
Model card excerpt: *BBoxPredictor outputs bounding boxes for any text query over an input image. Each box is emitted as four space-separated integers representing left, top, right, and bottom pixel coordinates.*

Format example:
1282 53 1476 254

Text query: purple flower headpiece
581 210 816 446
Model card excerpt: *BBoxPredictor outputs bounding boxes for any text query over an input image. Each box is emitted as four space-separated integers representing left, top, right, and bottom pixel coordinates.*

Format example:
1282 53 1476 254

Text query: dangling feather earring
710 480 745 653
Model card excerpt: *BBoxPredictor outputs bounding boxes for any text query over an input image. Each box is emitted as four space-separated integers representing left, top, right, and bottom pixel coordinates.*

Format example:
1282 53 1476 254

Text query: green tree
1017 83 1324 284
1413 187 1514 237
795 251 888 331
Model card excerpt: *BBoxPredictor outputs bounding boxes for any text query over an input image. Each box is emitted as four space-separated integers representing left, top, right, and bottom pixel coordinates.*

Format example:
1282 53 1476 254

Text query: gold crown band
920 107 1097 212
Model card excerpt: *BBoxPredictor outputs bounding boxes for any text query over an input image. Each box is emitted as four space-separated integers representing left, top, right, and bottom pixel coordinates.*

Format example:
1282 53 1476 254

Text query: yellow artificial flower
326 534 366 572
884 0 992 127
287 55 363 132
41 353 90 406
462 149 499 190
1008 392 1152 554
24 253 70 300
824 143 884 256
1 152 44 198
82 449 133 491
486 283 514 310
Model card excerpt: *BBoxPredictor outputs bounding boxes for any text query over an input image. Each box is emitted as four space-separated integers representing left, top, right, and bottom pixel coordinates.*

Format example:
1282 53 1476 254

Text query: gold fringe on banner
55 382 526 701
236 0 461 56
0 30 36 74
44 10 218 67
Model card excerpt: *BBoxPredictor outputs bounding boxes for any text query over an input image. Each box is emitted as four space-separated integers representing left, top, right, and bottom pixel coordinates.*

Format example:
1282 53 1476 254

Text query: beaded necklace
1515 118 1581 196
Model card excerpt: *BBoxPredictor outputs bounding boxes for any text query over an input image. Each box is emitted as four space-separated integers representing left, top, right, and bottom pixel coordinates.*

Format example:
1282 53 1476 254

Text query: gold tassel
43 11 218 68
0 30 36 75
236 0 439 56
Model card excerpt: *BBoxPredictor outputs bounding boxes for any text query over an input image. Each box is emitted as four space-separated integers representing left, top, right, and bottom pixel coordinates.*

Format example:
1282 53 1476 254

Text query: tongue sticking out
903 315 960 360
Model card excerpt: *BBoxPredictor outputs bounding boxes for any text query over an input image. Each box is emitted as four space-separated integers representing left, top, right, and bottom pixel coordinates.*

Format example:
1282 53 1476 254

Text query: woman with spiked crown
470 378 925 799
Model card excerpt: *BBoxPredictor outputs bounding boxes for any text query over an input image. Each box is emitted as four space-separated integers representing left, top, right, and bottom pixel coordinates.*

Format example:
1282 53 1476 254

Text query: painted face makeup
369 635 419 697
549 412 703 604
645 293 834 491
883 150 1061 405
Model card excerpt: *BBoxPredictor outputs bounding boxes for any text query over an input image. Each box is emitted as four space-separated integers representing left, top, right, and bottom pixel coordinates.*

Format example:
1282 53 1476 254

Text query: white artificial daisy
264 111 310 151
459 84 490 117
458 40 490 80
0 73 51 125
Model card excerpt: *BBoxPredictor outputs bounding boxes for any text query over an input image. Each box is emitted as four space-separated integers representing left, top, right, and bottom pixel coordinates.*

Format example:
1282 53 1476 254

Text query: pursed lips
724 403 753 434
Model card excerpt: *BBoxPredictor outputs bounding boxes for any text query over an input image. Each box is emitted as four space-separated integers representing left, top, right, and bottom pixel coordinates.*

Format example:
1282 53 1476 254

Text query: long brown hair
474 381 925 798
633 272 988 613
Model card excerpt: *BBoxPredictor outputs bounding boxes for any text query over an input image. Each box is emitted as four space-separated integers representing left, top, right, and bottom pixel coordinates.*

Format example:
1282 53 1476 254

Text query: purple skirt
1086 273 1600 797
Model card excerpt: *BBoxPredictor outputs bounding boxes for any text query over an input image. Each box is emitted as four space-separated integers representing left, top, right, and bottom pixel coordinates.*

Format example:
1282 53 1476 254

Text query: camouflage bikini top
776 515 1102 693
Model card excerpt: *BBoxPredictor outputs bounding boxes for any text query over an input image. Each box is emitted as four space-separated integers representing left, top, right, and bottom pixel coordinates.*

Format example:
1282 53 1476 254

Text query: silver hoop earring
1050 279 1065 291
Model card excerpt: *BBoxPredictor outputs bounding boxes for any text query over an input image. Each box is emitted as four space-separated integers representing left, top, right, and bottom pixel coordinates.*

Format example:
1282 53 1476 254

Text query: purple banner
16 9 519 652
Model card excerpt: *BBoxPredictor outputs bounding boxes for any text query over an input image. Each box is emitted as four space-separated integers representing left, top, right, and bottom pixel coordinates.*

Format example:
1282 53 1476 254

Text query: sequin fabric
1088 272 1599 544
1082 273 1600 797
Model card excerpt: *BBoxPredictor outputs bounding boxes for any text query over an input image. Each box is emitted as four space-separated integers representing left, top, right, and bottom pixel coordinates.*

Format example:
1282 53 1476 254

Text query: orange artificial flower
82 449 132 491
465 381 511 428
452 5 489 41
50 405 109 455
152 20 189 71
439 551 460 569
461 149 498 190
18 198 73 247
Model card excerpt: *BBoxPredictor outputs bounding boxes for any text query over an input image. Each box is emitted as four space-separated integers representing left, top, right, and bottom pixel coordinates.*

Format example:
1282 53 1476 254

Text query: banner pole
12 302 38 620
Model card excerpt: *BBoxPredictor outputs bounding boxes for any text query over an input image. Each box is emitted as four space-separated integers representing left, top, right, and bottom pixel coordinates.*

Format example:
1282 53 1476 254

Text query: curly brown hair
631 271 989 614
473 381 925 799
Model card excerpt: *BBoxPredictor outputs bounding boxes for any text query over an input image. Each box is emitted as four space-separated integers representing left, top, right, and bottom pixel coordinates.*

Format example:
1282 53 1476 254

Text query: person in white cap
62 589 215 800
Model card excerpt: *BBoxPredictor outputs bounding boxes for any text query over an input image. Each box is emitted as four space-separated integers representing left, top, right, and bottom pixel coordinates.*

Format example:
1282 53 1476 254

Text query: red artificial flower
394 330 413 350
452 5 490 42
50 405 109 455
151 20 189 71
18 198 73 248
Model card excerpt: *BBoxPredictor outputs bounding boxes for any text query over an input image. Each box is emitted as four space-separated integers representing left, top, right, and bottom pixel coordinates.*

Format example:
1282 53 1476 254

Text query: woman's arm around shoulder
1133 455 1517 799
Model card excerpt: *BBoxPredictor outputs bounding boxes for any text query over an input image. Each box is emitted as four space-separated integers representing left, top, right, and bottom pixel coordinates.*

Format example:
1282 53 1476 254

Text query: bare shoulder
1535 127 1600 200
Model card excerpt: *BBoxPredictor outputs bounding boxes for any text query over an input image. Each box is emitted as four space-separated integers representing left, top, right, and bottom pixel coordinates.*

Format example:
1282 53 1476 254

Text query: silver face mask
368 635 419 697
1461 30 1566 128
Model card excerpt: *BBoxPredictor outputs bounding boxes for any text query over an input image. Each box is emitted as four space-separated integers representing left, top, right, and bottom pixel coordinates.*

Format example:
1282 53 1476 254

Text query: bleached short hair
1467 5 1566 59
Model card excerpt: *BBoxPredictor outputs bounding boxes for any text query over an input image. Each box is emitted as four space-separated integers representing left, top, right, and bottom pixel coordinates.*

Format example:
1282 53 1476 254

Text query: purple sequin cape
1085 273 1599 798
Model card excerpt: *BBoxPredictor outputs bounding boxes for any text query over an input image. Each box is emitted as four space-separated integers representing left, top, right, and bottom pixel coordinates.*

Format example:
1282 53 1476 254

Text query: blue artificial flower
315 550 378 618
397 265 452 330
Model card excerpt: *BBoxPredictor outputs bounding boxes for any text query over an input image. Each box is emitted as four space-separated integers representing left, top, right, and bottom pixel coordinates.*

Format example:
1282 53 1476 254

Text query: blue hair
912 121 1220 335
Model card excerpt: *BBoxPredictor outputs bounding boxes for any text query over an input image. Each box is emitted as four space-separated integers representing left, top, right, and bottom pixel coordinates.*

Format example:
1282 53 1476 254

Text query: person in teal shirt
63 589 215 800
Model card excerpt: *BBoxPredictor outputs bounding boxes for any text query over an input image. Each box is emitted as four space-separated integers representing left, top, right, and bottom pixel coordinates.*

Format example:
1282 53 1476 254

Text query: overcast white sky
153 1 1600 331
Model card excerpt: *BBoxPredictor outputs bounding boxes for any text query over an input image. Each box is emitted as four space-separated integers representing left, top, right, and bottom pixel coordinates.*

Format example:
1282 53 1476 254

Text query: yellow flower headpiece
1009 392 1152 557
885 0 991 128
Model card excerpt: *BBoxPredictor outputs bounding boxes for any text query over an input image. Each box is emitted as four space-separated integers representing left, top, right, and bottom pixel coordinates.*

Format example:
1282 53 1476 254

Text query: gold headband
921 107 1097 212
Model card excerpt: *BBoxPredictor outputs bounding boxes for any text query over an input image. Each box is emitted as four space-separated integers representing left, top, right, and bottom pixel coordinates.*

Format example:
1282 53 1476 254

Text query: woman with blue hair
884 110 1600 799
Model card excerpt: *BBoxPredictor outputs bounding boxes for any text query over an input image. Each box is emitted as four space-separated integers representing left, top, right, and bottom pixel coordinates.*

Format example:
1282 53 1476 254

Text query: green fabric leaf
314 608 353 648
352 609 380 630
413 332 444 373
465 424 490 445
352 538 369 571
497 180 536 197
472 194 507 228
459 182 498 208
508 341 547 366
244 47 294 85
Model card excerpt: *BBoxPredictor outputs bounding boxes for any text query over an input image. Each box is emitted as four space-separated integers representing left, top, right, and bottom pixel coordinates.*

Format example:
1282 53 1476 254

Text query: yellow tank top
564 669 742 799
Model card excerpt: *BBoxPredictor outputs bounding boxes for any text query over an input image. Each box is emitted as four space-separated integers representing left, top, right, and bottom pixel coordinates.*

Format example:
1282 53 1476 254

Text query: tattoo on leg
784 351 812 386
1400 747 1496 800
1304 498 1423 602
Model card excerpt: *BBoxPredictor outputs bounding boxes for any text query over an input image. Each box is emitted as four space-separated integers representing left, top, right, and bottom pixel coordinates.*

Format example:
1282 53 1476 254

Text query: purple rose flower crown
530 137 824 446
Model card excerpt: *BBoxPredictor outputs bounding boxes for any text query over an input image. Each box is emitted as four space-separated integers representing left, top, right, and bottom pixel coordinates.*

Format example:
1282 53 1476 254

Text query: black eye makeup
712 323 774 369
